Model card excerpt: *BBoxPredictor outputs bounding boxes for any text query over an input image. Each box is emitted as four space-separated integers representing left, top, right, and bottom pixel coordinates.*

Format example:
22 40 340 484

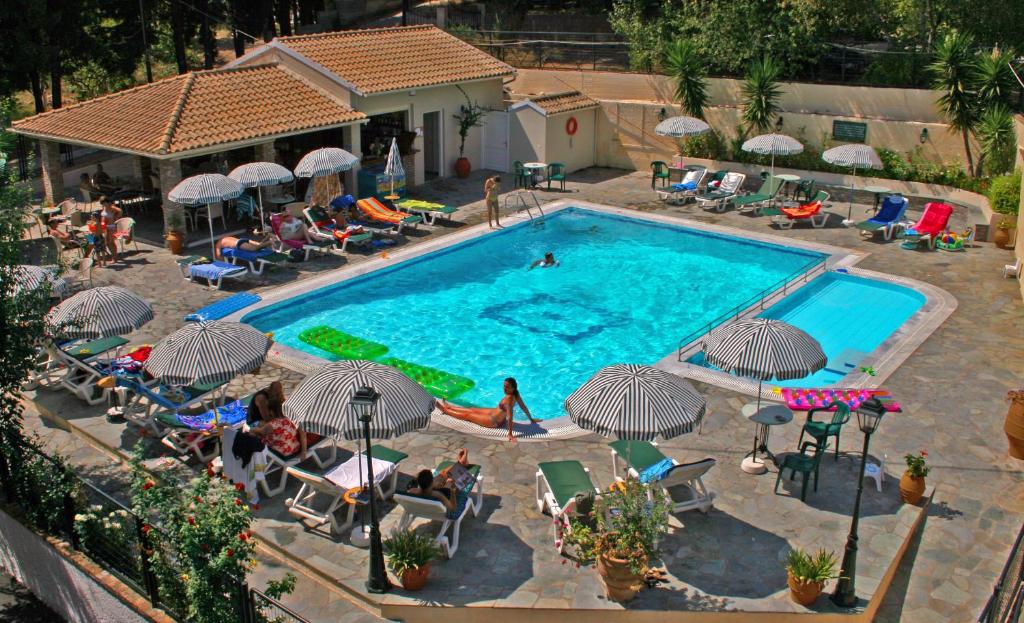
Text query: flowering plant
903 450 930 478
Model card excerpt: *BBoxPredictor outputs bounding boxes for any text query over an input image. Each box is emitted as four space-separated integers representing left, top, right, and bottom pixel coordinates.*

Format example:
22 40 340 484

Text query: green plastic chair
651 161 670 189
513 161 528 188
794 179 815 203
799 401 850 461
774 440 828 502
547 163 566 191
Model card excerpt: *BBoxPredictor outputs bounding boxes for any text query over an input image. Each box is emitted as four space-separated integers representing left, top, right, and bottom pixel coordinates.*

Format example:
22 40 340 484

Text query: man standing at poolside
484 175 501 228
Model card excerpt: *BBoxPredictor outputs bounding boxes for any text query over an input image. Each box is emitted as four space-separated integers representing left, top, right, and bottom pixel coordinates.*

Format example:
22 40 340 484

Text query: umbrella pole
769 153 776 209
257 186 266 231
208 204 216 259
846 165 857 222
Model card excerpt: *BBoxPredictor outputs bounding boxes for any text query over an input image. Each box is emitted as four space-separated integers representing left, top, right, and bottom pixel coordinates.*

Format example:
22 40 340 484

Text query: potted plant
165 211 186 255
452 85 487 179
1005 389 1024 460
899 450 930 504
994 216 1014 249
383 529 440 591
562 478 671 602
785 548 839 606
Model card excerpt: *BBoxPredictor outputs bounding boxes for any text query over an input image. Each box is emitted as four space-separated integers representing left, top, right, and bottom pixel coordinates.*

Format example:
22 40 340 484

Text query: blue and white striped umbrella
383 138 404 198
741 134 804 198
229 162 294 228
294 147 360 178
565 364 706 441
703 318 825 382
13 265 69 298
284 360 433 440
47 286 153 339
144 321 270 387
168 174 244 206
822 144 884 221
655 116 711 138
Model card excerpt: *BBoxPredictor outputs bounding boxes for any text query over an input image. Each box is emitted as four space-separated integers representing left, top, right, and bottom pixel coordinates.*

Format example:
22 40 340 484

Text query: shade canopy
13 265 68 297
703 318 826 381
168 173 243 206
741 134 804 157
47 286 152 339
228 162 295 187
294 147 359 178
384 138 404 178
565 364 706 441
144 321 271 387
821 144 883 170
284 360 433 440
654 116 711 138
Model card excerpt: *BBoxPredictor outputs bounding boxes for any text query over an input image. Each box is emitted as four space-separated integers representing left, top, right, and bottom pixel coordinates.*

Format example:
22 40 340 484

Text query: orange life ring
565 116 578 136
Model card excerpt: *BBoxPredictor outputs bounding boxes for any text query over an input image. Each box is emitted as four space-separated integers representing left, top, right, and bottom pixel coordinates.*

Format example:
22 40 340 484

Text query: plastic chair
513 161 527 188
546 163 566 191
194 202 227 232
798 401 850 461
67 257 94 293
1004 258 1021 279
57 198 79 217
794 179 815 203
112 217 138 253
651 161 670 189
863 454 885 492
774 440 827 502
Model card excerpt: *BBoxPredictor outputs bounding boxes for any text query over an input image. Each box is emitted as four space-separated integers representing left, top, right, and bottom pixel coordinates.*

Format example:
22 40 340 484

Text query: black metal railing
245 588 310 623
980 523 1024 623
676 255 828 361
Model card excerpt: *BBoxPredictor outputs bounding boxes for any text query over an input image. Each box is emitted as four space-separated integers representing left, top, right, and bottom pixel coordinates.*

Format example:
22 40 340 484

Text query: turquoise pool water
243 208 824 419
688 271 925 386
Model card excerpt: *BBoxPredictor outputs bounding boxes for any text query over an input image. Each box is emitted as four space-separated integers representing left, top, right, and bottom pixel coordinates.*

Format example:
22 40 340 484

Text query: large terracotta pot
596 553 646 602
400 564 430 591
454 157 471 179
994 227 1011 249
165 230 185 255
899 471 926 504
787 571 824 607
1005 396 1024 460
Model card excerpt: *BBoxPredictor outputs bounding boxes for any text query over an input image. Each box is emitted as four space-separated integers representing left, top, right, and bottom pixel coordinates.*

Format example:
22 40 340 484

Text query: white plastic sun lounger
259 438 339 498
656 167 707 205
536 460 601 553
392 463 483 559
609 441 715 514
695 172 746 212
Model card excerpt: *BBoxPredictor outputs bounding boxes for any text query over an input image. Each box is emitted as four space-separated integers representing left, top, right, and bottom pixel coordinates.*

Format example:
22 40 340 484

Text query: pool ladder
504 190 544 220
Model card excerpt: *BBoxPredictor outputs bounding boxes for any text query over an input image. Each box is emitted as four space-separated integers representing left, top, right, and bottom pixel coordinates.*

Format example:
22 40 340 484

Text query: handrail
676 256 828 361
979 523 1024 623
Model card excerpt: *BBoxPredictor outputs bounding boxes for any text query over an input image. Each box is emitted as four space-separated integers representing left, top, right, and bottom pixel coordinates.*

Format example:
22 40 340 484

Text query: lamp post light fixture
920 128 929 144
350 385 390 594
831 397 886 608
658 107 667 122
776 116 784 131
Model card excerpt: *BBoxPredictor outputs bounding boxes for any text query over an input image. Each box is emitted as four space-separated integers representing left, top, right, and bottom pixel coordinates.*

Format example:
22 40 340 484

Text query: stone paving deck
24 167 1024 622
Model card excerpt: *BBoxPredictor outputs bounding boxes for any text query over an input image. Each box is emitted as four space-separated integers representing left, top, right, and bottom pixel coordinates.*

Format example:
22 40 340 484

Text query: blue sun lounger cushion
639 457 677 484
671 181 697 191
190 261 244 281
185 292 262 322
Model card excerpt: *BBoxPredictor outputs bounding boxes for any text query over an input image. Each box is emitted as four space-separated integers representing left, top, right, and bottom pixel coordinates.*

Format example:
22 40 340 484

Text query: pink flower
920 450 928 457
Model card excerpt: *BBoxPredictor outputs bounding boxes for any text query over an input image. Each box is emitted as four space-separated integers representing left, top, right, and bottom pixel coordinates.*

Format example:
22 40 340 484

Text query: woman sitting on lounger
406 448 470 518
250 398 320 460
277 213 315 245
216 229 274 259
436 378 538 441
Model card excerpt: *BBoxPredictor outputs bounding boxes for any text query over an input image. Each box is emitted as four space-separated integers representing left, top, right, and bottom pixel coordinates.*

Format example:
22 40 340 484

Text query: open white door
482 110 509 172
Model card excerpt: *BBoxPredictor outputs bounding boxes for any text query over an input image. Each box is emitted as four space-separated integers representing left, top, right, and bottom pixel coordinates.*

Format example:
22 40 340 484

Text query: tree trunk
297 0 317 25
275 0 292 36
233 29 246 57
29 71 45 114
49 65 62 110
171 0 188 74
197 0 217 69
962 131 975 178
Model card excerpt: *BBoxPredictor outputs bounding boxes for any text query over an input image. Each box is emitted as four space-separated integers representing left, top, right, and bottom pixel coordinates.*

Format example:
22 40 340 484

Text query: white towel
325 454 396 489
221 427 268 504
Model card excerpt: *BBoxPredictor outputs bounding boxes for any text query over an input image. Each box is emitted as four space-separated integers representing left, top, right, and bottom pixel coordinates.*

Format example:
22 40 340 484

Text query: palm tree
929 33 979 176
975 105 1016 176
741 56 783 136
975 47 1017 110
663 40 709 119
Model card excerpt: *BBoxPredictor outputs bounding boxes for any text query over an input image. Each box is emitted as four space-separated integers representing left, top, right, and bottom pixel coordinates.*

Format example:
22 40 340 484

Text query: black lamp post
831 397 886 608
350 386 390 594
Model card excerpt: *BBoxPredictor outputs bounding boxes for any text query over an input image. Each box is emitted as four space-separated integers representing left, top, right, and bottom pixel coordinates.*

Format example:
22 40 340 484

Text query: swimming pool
687 271 926 386
242 207 825 419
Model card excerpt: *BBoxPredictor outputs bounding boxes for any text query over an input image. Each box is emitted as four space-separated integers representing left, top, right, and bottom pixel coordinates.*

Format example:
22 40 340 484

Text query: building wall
509 106 546 167
545 108 597 173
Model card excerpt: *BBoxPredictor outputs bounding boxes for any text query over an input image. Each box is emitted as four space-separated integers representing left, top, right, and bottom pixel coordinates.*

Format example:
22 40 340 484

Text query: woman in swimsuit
436 378 538 441
406 449 471 517
98 197 122 264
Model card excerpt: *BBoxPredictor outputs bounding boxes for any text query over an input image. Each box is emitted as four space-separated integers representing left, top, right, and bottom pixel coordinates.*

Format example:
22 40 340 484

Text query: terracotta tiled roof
12 64 365 156
274 25 514 94
525 91 600 115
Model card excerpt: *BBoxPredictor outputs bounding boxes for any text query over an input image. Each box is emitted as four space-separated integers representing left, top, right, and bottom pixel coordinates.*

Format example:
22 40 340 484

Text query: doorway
423 111 442 180
482 110 509 172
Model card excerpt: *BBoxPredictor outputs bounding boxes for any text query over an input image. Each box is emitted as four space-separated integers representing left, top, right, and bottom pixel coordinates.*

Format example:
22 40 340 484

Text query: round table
343 486 371 547
862 185 892 211
523 162 547 187
775 174 801 201
741 403 793 475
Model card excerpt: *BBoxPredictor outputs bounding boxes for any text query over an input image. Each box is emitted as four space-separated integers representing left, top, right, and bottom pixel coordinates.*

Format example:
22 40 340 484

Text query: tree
975 105 1015 176
974 47 1017 110
663 40 709 119
741 56 783 136
608 0 666 72
929 32 979 176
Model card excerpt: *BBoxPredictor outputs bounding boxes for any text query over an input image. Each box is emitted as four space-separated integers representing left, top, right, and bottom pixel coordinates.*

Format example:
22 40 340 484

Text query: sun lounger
356 198 422 235
396 199 459 225
393 462 483 559
900 202 954 249
260 436 339 498
302 206 373 253
536 460 601 553
185 292 261 322
220 239 290 275
609 440 715 514
772 191 830 229
268 213 334 261
285 445 408 535
53 336 129 405
116 376 227 436
695 172 745 212
182 259 248 290
155 398 250 463
856 195 908 240
733 176 784 214
656 167 707 205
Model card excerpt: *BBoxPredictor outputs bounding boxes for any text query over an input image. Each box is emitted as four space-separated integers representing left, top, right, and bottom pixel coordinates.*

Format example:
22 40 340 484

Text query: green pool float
298 326 388 360
381 357 475 400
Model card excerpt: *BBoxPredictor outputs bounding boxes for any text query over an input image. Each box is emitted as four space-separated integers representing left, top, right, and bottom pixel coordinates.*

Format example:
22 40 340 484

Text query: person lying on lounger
436 378 538 441
216 230 274 259
529 251 559 270
406 448 470 516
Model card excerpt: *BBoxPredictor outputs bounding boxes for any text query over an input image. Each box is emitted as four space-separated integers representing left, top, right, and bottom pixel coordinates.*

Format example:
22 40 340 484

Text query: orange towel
781 201 821 219
357 198 406 224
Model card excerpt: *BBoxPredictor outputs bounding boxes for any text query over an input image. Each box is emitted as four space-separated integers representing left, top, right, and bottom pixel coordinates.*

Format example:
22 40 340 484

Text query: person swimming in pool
436 378 539 441
529 251 559 270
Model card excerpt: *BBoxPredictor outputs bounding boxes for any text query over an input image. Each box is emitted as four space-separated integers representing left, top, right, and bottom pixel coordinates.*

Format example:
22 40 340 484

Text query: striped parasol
169 174 245 257
144 321 271 387
48 286 153 339
654 116 711 138
294 147 360 178
565 364 706 441
13 265 69 298
284 360 433 440
742 134 804 197
229 162 295 228
383 137 404 199
822 144 884 222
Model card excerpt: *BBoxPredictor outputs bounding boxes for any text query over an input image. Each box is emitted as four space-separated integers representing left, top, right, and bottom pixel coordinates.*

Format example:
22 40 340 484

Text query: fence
1 444 310 623
980 523 1024 623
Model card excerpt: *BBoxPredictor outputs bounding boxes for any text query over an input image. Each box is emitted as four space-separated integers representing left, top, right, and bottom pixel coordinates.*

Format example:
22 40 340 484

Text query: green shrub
987 171 1021 215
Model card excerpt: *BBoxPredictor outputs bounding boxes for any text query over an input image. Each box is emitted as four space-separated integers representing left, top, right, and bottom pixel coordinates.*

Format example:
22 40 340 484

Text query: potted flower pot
787 571 825 606
400 563 430 591
994 225 1012 249
899 472 926 504
596 552 646 602
1005 390 1024 460
454 157 471 179
165 230 185 255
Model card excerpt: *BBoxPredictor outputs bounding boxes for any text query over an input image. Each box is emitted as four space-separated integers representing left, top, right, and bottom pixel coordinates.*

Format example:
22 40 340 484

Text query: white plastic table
741 402 793 475
523 162 547 187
